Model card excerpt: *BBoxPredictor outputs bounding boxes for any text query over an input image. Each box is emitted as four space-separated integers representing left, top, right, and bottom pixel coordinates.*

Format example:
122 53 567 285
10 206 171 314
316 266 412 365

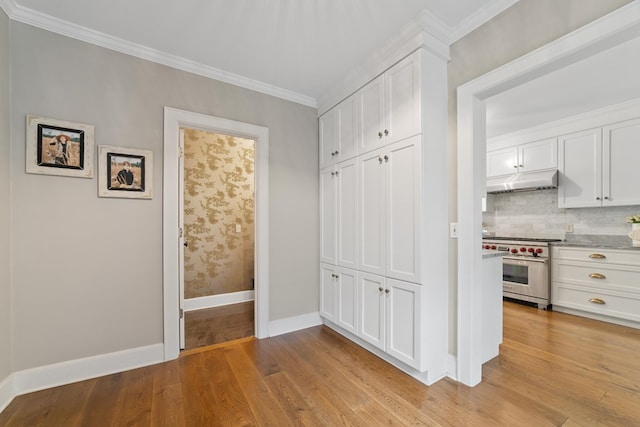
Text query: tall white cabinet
318 47 449 385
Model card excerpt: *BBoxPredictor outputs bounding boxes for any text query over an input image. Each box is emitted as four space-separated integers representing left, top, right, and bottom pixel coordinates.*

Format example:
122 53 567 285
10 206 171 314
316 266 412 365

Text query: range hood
486 169 558 194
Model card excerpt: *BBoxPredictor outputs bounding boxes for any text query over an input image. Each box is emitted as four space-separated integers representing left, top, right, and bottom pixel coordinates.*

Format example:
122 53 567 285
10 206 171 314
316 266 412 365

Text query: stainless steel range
482 237 561 309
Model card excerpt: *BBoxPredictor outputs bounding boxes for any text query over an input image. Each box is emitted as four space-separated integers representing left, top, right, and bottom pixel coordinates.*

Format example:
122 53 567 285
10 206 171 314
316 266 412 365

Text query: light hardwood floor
1 301 639 426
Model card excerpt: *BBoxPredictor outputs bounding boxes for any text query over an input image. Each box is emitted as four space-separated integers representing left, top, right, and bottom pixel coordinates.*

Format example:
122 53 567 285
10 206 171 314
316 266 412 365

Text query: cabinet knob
334 150 339 156
378 287 384 292
604 196 609 200
384 155 389 162
385 289 390 294
519 164 523 168
384 129 389 136
596 197 601 200
513 165 518 168
335 171 339 176
378 132 383 138
378 157 383 164
589 297 606 305
588 273 606 279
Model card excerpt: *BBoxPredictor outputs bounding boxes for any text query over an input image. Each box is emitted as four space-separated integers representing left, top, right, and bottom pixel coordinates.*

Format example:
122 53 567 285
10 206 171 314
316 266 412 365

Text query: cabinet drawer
551 259 640 293
552 246 640 266
553 282 640 323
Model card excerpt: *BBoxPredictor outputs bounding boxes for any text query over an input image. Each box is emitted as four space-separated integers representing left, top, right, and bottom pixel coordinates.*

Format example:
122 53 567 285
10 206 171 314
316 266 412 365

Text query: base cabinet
551 246 640 327
357 272 421 369
320 264 358 334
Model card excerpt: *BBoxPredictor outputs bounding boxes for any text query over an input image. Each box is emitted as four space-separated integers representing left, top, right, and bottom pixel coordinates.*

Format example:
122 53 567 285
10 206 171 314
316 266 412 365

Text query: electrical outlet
450 222 458 239
565 224 574 233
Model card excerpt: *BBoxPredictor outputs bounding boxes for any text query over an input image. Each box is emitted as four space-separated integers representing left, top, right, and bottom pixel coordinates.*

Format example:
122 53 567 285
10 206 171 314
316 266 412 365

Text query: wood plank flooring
184 302 254 349
1 301 640 426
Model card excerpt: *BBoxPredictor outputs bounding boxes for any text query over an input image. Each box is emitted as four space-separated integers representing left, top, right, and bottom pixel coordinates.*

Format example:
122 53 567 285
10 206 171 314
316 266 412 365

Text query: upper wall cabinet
357 52 421 155
558 117 640 208
486 137 557 177
319 95 357 169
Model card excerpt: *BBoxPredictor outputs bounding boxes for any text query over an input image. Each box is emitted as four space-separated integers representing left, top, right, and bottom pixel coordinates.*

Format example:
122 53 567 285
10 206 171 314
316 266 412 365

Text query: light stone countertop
551 234 640 250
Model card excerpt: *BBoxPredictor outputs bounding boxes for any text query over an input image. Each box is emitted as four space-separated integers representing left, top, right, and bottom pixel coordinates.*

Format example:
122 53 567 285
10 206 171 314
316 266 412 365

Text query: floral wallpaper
183 129 255 299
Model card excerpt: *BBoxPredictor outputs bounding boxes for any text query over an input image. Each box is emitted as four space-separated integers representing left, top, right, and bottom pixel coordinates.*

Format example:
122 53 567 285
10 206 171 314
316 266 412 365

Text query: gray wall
0 9 11 382
10 22 318 370
447 0 633 353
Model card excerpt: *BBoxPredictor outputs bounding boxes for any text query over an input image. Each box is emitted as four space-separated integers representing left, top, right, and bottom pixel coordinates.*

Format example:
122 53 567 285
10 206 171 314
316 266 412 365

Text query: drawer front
552 246 640 266
551 259 640 293
553 282 640 323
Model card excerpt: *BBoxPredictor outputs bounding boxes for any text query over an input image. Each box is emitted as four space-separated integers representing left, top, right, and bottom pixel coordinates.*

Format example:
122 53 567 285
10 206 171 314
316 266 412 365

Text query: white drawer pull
589 273 606 279
589 253 606 259
589 298 606 305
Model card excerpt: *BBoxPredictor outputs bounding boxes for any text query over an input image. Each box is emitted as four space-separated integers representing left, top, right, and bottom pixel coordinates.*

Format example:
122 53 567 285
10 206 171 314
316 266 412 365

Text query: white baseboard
184 290 255 312
447 353 457 381
11 343 164 397
268 312 322 337
0 373 14 414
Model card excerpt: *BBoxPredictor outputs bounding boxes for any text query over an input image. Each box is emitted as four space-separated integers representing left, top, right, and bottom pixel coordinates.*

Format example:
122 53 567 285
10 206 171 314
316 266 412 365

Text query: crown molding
450 0 521 43
3 0 317 108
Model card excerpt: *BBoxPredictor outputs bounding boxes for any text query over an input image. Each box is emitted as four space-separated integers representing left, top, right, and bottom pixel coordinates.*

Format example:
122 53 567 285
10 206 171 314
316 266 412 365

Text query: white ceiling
3 0 519 106
486 34 640 138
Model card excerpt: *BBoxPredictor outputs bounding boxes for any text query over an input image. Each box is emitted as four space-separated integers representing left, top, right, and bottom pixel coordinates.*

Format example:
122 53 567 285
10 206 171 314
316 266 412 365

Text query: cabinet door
357 75 385 155
386 278 421 369
603 118 640 207
336 267 358 335
486 147 518 177
358 272 385 351
337 158 358 269
519 137 557 173
558 128 602 208
319 109 336 169
386 136 421 283
358 149 385 276
385 51 421 145
320 264 336 322
319 167 336 264
336 95 357 162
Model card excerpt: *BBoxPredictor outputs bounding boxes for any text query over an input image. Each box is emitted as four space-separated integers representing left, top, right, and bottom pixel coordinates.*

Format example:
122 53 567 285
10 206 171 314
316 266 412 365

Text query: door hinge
179 227 183 238
179 146 184 158
180 308 184 319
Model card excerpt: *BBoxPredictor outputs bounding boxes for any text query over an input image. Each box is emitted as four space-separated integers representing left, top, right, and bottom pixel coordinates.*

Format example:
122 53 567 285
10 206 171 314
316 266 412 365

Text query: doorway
163 107 269 361
180 128 255 349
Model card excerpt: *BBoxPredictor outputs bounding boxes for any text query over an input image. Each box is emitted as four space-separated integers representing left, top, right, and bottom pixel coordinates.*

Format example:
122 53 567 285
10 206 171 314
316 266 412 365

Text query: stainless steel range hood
486 169 558 194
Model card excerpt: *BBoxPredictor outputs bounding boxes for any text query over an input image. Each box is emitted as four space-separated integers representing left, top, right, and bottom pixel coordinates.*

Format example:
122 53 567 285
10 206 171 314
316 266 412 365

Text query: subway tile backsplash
483 189 640 239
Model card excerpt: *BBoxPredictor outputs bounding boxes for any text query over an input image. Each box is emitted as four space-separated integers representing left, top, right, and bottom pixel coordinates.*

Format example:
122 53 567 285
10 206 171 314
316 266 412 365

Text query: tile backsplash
483 189 640 239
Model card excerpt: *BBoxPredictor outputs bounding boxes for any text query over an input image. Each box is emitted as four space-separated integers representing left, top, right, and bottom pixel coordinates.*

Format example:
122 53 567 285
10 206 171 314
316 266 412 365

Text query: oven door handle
503 256 548 264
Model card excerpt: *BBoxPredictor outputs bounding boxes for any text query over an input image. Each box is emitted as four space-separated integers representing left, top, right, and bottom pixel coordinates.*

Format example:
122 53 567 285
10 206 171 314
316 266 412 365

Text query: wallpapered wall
183 129 255 299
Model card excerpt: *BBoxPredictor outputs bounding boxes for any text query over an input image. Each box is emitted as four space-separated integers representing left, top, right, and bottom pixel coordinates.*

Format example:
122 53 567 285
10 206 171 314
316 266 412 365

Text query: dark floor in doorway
184 301 254 350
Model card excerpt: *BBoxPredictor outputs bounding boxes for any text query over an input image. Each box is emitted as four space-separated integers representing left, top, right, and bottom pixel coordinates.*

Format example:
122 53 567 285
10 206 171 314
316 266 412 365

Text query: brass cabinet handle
589 273 606 279
589 254 606 259
589 298 606 305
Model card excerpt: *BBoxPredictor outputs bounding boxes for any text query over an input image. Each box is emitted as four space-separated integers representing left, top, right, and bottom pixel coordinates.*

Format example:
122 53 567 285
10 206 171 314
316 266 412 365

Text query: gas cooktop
483 236 563 243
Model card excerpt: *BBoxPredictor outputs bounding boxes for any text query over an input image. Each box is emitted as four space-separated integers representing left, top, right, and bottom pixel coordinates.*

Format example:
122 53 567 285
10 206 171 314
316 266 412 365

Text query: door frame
163 107 269 360
456 3 640 386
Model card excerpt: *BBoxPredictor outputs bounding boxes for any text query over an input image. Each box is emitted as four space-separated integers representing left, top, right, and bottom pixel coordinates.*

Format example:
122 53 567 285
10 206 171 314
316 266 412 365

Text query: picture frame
98 145 153 199
26 115 95 178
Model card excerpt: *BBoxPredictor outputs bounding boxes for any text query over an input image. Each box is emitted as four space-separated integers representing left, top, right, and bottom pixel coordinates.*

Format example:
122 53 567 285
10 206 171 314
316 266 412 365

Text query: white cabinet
486 137 557 177
358 272 421 368
559 118 640 208
358 52 421 155
551 247 640 328
319 95 357 169
321 264 358 334
358 136 421 283
320 158 358 268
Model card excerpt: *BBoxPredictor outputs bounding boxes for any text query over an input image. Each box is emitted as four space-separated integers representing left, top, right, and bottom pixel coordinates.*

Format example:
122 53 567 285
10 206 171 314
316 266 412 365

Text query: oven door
502 256 549 302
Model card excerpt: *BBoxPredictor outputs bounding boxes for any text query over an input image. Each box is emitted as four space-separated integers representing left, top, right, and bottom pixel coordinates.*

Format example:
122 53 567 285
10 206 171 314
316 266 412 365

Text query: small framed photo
98 145 153 199
26 115 94 178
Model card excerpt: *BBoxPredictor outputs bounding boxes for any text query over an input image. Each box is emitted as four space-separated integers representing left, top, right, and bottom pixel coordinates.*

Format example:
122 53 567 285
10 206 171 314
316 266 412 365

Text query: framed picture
98 145 153 199
26 115 94 178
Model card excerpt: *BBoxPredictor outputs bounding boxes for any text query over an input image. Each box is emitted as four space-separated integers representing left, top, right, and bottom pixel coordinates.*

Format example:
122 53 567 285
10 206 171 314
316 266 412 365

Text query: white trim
163 107 269 361
268 312 322 337
450 0 521 43
12 344 163 397
552 306 640 330
3 1 315 108
0 373 13 414
184 290 255 312
446 354 458 381
0 0 16 17
457 3 640 387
